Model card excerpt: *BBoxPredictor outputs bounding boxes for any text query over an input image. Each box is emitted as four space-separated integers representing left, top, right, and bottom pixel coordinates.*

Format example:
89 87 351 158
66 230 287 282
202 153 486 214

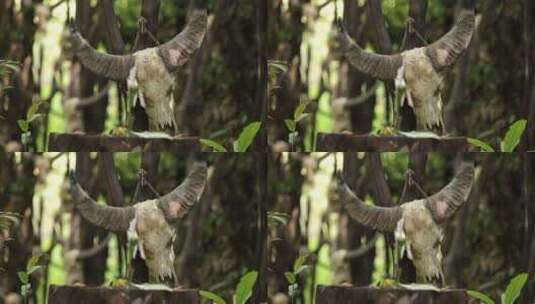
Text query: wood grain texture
48 285 200 304
316 133 469 152
315 285 469 304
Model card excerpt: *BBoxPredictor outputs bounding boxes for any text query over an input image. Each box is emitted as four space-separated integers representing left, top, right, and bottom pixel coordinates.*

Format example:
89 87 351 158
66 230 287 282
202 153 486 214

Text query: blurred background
267 152 535 303
0 0 259 151
0 152 260 303
266 0 534 151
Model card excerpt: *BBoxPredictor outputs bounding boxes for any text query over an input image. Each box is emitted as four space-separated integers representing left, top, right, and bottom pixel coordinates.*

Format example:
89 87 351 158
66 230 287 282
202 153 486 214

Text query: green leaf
18 120 29 132
294 99 310 120
466 290 495 304
295 113 310 123
18 271 29 284
233 271 258 304
285 272 296 284
27 114 43 124
501 120 527 152
293 254 307 272
267 212 289 229
235 122 261 152
502 273 528 304
27 254 41 270
467 138 495 152
285 119 296 132
27 101 41 121
267 60 288 74
199 290 226 304
200 139 228 152
27 266 42 275
21 284 30 297
294 265 311 276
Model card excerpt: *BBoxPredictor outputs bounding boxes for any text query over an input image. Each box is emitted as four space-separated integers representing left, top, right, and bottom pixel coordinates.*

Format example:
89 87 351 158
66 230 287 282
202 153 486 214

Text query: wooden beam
48 285 200 304
48 133 200 152
315 285 469 304
316 133 469 152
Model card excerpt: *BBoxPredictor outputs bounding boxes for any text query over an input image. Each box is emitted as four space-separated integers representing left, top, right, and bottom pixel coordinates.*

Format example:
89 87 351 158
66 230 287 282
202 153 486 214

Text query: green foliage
234 122 262 152
199 139 228 152
501 120 527 152
284 99 311 151
284 253 312 300
201 122 262 152
267 211 290 229
18 254 45 300
0 60 18 77
199 290 226 304
199 270 259 304
467 273 529 304
467 138 495 152
234 271 258 304
0 212 19 231
17 100 47 150
501 273 529 304
468 120 527 152
268 60 288 93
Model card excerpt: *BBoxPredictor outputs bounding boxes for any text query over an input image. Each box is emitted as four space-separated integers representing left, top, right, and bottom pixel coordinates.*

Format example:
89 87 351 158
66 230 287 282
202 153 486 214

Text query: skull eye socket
166 238 173 249
433 240 440 249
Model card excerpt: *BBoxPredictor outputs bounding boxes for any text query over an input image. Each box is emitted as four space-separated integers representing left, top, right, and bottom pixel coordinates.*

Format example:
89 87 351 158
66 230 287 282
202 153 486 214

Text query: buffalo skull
336 162 474 284
69 162 207 284
335 1 475 132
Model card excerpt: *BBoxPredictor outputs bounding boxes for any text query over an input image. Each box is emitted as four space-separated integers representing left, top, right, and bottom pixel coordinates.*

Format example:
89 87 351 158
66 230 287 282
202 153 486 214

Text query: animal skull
68 0 207 134
336 2 475 132
336 162 474 284
69 162 207 284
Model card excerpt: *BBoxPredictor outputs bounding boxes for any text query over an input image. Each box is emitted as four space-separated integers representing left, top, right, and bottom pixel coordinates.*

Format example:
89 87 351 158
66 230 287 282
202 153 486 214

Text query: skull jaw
412 254 445 286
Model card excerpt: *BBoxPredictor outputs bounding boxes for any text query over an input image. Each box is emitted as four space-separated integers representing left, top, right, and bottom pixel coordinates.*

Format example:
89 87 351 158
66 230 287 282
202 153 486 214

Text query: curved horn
424 8 475 70
425 162 474 224
68 23 135 80
69 172 135 232
157 162 207 221
157 6 207 72
336 173 402 232
336 19 403 80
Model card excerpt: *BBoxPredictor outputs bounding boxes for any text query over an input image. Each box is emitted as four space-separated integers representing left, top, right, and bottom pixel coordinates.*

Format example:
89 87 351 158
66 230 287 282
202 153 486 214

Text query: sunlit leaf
18 272 29 284
501 120 527 152
293 254 307 272
200 139 228 152
267 212 289 229
199 290 226 304
502 273 528 304
18 120 29 132
467 138 495 152
294 99 310 120
235 122 261 152
233 271 258 304
285 119 296 132
285 272 296 284
467 290 495 304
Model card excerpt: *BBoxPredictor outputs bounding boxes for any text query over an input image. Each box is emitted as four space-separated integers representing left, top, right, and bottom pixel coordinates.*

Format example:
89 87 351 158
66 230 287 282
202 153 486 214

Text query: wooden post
47 285 200 304
315 285 469 304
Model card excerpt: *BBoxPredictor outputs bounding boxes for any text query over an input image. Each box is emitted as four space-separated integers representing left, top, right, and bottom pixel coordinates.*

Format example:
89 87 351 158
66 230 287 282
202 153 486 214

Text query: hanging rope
400 17 428 52
130 168 160 205
132 17 161 52
399 168 428 203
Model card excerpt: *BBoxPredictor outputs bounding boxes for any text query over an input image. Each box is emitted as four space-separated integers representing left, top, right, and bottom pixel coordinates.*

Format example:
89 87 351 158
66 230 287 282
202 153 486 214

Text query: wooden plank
315 285 469 304
48 285 200 304
315 133 469 152
48 133 201 152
